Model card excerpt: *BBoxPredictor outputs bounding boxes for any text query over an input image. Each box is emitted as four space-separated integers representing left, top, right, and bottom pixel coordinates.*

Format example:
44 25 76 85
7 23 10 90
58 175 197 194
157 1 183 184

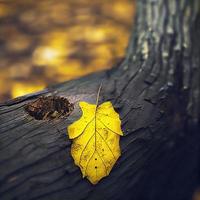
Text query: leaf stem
94 82 102 151
95 82 103 107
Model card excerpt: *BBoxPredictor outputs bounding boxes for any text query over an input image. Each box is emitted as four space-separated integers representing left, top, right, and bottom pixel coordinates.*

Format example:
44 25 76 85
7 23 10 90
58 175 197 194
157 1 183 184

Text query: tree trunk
0 1 200 200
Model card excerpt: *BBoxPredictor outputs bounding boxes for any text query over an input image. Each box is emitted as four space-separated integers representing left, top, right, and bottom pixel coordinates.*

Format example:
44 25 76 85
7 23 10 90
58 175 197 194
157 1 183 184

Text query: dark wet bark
0 0 200 200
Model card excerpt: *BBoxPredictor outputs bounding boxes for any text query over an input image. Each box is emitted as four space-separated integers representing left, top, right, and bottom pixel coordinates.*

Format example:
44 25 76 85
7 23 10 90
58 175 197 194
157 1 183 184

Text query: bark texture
0 0 200 200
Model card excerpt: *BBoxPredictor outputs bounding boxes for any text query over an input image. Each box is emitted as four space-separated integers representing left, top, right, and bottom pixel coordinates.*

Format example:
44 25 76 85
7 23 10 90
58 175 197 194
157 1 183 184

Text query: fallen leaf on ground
68 101 123 184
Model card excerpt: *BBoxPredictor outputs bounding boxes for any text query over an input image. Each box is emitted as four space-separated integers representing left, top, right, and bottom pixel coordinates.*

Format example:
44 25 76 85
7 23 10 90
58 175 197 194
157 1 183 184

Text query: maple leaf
67 101 123 184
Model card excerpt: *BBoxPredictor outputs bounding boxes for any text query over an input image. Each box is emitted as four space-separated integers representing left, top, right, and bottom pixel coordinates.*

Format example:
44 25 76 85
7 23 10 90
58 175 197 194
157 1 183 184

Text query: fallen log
0 0 200 200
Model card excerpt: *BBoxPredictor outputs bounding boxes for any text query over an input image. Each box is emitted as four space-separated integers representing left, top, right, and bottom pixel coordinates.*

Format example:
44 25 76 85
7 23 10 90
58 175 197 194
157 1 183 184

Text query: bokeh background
0 0 135 102
1 1 200 199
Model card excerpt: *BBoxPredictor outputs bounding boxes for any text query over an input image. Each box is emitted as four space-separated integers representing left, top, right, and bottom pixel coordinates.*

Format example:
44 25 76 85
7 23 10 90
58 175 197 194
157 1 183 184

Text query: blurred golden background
0 0 135 102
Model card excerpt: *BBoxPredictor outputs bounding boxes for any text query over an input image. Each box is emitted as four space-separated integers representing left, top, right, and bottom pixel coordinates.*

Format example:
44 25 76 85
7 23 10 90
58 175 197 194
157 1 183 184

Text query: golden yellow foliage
0 0 135 102
68 101 123 184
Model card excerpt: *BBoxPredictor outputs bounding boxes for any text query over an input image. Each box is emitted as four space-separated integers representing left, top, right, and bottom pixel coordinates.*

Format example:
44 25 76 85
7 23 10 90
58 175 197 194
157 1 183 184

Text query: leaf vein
98 118 120 135
96 130 116 160
85 150 95 176
96 111 117 119
79 132 95 165
96 150 108 175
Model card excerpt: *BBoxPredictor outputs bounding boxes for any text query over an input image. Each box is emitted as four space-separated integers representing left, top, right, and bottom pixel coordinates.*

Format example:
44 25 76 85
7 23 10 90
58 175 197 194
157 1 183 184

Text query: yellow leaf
68 101 123 184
